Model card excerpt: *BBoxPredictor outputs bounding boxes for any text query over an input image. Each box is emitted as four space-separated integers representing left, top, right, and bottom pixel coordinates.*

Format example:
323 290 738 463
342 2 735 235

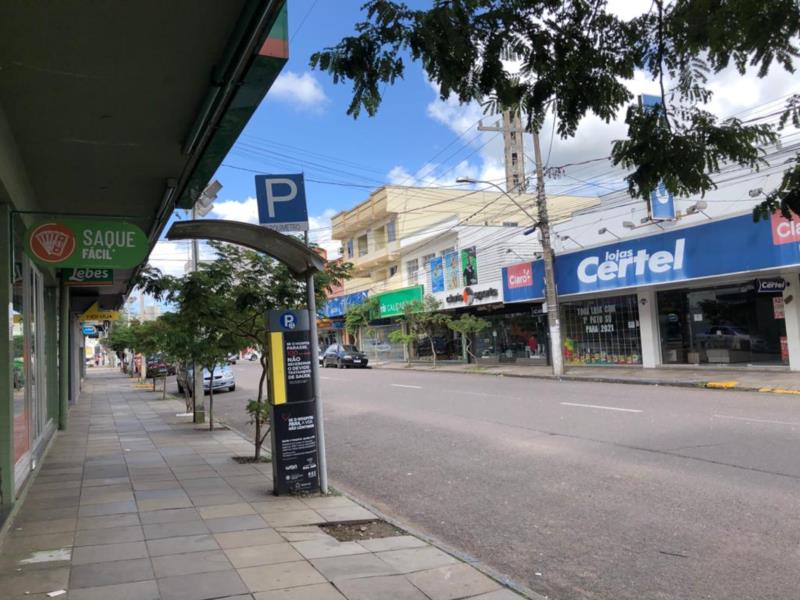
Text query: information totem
267 309 320 494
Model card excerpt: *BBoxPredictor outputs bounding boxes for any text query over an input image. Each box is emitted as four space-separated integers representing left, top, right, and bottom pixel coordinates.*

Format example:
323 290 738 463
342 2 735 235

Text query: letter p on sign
255 174 309 232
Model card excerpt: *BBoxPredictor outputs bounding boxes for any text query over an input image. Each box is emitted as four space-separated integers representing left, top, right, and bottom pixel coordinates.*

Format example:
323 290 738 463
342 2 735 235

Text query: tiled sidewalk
0 369 527 600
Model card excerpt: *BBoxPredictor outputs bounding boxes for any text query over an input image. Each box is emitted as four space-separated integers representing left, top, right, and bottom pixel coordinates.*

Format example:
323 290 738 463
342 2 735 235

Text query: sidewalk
0 369 530 600
372 361 800 394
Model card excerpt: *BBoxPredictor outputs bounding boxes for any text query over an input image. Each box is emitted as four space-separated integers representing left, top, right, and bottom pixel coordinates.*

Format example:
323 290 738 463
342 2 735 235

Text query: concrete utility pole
474 109 564 376
191 203 205 422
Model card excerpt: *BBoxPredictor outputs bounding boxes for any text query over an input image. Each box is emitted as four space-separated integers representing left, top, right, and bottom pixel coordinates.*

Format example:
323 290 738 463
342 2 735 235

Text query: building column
0 204 14 507
59 281 70 429
45 286 59 425
782 271 800 372
637 288 661 368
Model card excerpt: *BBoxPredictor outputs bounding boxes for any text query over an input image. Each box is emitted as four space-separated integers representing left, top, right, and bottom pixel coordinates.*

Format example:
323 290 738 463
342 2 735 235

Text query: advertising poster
444 252 460 289
461 246 478 285
430 257 445 293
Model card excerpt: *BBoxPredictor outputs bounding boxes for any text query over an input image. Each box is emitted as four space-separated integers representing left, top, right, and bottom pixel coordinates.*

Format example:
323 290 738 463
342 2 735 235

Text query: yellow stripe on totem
269 332 287 405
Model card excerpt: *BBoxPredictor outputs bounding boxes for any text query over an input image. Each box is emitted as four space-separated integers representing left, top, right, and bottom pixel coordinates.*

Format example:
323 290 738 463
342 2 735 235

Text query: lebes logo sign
29 223 77 263
506 263 533 289
771 211 800 245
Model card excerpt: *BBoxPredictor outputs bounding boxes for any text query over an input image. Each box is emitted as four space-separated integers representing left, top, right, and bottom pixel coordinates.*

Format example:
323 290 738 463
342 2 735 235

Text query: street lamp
456 175 564 376
505 248 526 261
598 227 621 240
559 234 584 249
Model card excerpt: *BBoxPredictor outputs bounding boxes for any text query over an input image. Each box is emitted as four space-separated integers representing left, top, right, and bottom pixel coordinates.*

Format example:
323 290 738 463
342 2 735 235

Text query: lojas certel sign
503 211 800 302
25 219 147 269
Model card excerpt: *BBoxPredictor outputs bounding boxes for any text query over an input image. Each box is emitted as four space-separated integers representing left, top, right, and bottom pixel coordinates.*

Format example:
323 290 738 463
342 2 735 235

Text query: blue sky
147 0 797 275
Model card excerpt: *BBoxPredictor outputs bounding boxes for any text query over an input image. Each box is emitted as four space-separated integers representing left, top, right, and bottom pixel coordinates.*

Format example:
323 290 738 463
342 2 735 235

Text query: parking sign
255 174 309 232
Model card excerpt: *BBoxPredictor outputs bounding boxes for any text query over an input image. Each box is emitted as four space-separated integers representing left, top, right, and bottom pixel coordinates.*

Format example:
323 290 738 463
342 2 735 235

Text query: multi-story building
322 185 598 362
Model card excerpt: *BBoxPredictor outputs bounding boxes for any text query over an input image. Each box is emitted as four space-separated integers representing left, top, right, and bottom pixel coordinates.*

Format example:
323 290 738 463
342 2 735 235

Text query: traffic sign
82 325 97 335
650 181 676 221
255 174 309 232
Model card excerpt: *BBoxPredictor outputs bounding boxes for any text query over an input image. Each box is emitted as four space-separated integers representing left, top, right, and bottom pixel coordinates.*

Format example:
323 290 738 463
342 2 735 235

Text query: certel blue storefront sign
321 291 369 318
502 211 800 302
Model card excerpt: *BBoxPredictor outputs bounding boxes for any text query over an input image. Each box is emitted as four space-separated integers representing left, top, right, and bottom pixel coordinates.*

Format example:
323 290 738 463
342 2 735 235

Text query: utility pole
191 203 205 423
475 109 564 376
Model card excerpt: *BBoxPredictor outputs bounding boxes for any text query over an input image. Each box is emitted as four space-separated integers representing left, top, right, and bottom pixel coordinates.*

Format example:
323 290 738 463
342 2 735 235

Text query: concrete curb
371 363 790 395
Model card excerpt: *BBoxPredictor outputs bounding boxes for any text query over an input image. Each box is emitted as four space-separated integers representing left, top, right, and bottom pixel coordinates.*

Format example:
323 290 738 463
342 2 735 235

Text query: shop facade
502 211 800 370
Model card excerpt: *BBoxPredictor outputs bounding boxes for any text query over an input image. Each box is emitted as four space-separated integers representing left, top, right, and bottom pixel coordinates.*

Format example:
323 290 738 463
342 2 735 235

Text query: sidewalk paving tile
151 550 233 578
291 538 369 560
73 524 144 546
157 569 248 600
214 528 284 549
407 564 501 600
467 590 528 599
197 502 256 519
0 566 70 596
335 574 430 600
146 534 220 557
310 554 399 581
71 541 148 565
377 546 459 573
276 525 330 542
357 535 428 553
142 520 210 540
253 583 346 600
77 513 141 530
204 514 270 533
262 510 324 528
223 542 303 568
239 561 327 592
67 579 160 600
316 506 376 523
69 557 154 587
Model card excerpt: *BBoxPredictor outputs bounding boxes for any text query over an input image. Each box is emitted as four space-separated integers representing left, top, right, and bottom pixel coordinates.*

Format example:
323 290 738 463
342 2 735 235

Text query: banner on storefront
430 257 444 293
25 219 147 268
502 211 800 301
321 290 369 318
461 246 478 285
444 252 460 289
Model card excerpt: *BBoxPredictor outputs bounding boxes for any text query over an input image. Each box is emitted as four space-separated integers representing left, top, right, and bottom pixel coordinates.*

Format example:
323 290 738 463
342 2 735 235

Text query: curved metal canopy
166 220 325 276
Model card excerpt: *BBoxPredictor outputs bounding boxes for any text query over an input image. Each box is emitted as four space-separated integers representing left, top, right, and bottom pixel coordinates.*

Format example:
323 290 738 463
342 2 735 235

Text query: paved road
213 363 800 600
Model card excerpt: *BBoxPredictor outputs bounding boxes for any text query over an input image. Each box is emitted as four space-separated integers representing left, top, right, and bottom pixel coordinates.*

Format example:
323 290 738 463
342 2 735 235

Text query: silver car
177 363 236 395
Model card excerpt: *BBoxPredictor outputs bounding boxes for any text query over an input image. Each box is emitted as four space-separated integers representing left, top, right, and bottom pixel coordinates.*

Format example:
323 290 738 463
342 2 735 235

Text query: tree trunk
162 375 167 400
254 354 268 460
430 335 437 369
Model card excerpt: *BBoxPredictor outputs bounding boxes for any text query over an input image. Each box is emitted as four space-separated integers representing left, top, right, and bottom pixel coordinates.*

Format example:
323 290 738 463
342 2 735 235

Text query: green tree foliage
135 240 352 457
447 313 489 362
311 0 800 218
398 295 451 369
344 296 380 347
387 328 416 363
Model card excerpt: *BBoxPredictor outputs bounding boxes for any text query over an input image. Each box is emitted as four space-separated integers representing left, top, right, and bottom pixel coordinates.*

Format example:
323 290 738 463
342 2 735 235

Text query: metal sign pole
305 265 328 494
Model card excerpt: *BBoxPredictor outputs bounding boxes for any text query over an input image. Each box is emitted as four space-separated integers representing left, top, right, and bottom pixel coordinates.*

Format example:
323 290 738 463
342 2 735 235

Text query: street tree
447 313 490 362
311 0 800 219
136 241 351 458
399 295 451 369
388 328 416 364
103 320 136 374
344 296 380 349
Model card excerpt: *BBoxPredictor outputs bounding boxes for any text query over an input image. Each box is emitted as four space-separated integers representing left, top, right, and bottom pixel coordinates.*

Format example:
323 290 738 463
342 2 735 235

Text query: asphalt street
211 362 800 600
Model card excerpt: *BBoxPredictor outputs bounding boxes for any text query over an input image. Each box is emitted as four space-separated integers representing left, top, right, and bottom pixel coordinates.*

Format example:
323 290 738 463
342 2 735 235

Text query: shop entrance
658 281 788 366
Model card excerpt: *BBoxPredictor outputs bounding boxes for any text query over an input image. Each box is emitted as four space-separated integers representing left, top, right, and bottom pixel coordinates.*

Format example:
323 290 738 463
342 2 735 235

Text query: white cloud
148 239 217 277
211 197 259 224
270 71 328 111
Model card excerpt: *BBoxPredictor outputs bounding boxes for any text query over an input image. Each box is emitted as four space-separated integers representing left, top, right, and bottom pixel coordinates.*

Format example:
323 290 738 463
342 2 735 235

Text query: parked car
322 344 369 369
146 354 175 376
318 346 324 366
176 363 236 395
246 351 261 361
226 353 239 364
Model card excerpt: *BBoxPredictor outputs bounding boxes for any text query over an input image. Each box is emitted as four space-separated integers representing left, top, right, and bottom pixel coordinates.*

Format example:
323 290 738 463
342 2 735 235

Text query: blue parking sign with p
255 174 309 232
650 180 676 221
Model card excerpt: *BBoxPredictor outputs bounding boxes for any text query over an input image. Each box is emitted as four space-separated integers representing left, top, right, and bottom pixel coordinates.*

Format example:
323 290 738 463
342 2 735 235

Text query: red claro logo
507 263 533 288
771 211 800 245
29 223 77 262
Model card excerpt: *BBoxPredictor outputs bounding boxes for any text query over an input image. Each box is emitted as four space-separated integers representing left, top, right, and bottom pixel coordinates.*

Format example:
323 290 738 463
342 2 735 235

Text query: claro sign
502 211 800 302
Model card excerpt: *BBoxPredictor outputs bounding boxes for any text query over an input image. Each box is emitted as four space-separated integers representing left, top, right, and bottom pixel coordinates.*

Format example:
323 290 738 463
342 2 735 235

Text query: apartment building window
389 265 398 277
406 259 419 285
421 253 435 267
439 247 455 256
346 240 354 259
386 219 397 242
357 235 368 256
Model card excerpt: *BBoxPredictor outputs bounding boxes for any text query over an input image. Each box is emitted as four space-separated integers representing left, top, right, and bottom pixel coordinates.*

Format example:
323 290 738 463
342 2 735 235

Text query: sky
147 0 799 277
